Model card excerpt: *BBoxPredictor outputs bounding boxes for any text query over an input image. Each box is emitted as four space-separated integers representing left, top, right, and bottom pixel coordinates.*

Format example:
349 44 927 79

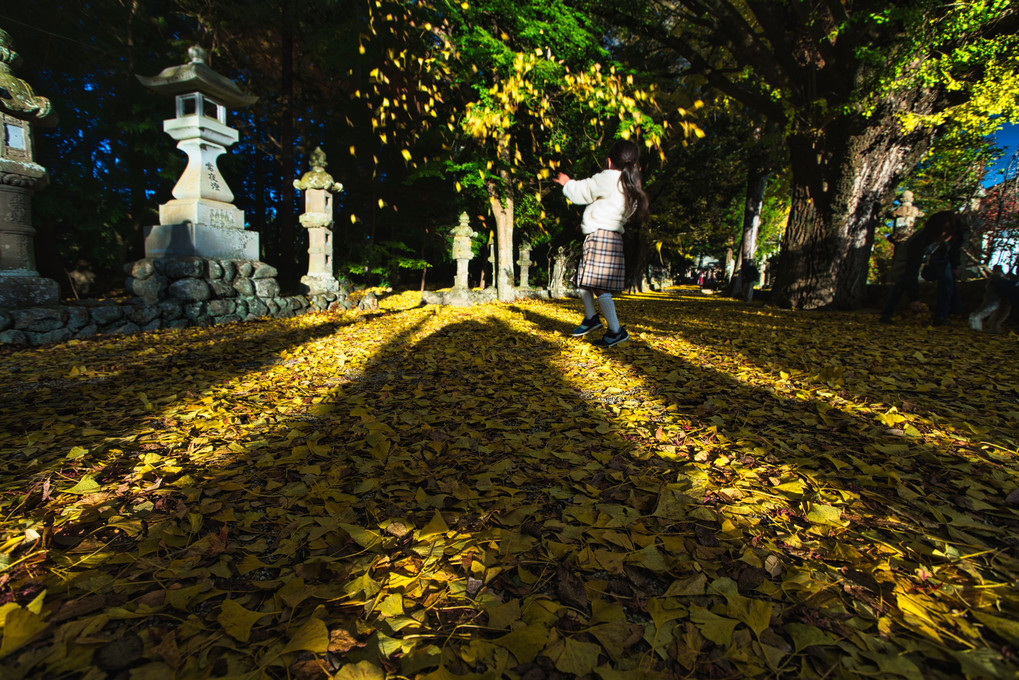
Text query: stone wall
0 257 351 346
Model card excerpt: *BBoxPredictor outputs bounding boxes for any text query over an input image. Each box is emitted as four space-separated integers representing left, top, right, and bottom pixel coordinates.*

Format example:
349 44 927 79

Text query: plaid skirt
575 229 625 292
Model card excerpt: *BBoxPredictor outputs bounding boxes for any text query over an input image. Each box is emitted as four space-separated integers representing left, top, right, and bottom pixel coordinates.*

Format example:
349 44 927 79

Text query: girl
553 139 649 347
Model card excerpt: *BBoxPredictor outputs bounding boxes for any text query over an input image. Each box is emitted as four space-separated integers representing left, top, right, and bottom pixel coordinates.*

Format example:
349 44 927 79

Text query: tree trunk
772 112 934 309
488 134 516 303
278 3 296 278
627 228 649 293
727 164 768 299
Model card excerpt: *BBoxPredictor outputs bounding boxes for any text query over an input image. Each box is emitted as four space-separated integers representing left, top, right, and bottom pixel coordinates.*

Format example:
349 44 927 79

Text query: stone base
300 273 340 296
144 221 259 260
517 288 551 300
0 275 59 308
422 286 498 307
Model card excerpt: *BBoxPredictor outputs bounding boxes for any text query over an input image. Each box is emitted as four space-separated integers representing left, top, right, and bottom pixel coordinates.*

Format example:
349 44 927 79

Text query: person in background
553 139 649 348
879 211 964 326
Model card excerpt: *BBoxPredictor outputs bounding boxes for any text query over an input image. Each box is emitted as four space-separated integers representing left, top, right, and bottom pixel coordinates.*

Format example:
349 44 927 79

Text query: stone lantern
516 241 532 289
137 46 258 260
888 190 923 245
0 27 59 308
294 147 342 295
450 212 477 291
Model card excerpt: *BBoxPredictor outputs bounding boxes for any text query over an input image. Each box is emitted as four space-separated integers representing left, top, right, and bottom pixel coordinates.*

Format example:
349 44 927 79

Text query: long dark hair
920 210 961 240
608 140 649 224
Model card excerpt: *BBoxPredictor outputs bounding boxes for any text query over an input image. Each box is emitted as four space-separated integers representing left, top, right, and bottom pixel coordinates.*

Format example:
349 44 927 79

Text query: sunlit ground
1 287 1017 679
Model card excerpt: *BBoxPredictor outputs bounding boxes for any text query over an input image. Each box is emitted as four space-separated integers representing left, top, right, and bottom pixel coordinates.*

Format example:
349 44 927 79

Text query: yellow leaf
217 599 267 642
554 637 601 676
280 617 329 655
689 605 738 646
420 510 449 537
0 606 48 659
335 660 385 680
62 475 100 495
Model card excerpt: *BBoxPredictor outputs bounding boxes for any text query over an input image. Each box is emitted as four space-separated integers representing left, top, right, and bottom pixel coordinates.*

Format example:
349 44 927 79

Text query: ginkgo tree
443 0 684 302
352 0 694 301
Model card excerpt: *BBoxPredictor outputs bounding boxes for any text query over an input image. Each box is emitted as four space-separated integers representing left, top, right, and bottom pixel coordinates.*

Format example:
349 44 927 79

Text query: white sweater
562 169 628 234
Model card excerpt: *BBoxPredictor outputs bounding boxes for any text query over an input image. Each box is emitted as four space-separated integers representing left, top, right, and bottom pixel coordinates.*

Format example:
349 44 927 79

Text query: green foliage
345 240 429 288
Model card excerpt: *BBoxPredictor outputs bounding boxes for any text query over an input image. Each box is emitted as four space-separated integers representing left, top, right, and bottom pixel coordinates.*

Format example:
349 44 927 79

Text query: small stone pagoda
294 147 343 296
137 46 258 259
0 27 59 308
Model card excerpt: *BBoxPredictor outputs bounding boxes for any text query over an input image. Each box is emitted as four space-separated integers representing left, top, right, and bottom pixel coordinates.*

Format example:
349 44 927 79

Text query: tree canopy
599 0 1019 307
1 0 1016 302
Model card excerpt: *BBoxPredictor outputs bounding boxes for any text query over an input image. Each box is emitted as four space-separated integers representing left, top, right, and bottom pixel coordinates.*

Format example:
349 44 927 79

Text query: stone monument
294 147 342 296
517 241 532 289
420 213 495 307
450 212 477 291
888 190 924 245
0 28 59 308
487 238 496 290
550 246 569 299
137 46 259 259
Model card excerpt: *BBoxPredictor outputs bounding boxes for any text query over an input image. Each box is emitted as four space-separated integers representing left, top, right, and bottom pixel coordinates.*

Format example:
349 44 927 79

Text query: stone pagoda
294 147 343 296
0 27 59 308
137 46 258 259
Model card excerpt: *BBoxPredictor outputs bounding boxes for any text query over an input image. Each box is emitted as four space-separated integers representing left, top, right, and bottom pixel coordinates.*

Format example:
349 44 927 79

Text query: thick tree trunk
773 113 934 309
488 135 516 303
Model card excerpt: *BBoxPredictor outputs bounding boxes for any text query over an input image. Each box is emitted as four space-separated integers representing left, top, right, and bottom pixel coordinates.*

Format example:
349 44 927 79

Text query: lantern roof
0 28 57 126
137 46 257 108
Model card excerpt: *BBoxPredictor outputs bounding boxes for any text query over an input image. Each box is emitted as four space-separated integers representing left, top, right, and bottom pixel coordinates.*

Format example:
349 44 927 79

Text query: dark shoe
879 315 893 324
593 327 630 348
571 315 603 337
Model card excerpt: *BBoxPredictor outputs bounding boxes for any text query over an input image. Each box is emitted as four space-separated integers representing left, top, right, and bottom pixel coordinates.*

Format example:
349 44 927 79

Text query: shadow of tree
0 294 1016 679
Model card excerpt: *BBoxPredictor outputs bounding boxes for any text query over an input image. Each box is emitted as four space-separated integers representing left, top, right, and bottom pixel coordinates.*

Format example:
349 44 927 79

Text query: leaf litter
0 287 1017 679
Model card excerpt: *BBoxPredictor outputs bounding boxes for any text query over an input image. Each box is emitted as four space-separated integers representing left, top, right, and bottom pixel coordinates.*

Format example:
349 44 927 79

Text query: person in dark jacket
879 211 964 326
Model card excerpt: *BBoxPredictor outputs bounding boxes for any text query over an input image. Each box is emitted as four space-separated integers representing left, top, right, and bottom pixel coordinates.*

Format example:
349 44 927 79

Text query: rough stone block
13 307 67 332
220 260 237 282
207 299 236 316
165 319 189 330
0 329 29 345
158 301 183 320
252 262 278 279
0 310 10 331
74 324 98 339
210 281 237 298
207 259 223 280
184 302 206 320
234 299 249 317
247 299 268 317
126 304 160 326
0 276 60 308
106 321 142 336
232 279 255 297
66 306 91 331
91 305 123 325
237 262 255 278
169 279 211 302
32 328 73 345
129 259 157 280
163 257 207 279
254 279 280 298
127 274 167 304
142 319 162 332
213 314 242 325
265 298 279 314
